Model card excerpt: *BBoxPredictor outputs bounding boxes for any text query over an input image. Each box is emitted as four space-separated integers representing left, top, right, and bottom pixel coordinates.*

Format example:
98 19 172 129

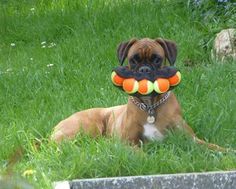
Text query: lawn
0 0 236 188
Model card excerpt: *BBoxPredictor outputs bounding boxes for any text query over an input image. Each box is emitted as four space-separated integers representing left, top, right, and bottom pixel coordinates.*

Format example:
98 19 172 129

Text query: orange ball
122 78 139 94
168 71 181 86
154 78 170 93
111 71 124 86
138 79 154 95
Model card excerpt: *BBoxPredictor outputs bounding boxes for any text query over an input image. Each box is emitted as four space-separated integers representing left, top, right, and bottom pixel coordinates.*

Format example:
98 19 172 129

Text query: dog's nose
138 66 151 73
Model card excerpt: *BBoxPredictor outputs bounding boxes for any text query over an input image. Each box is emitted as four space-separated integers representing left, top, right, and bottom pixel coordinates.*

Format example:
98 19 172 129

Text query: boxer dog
51 38 227 151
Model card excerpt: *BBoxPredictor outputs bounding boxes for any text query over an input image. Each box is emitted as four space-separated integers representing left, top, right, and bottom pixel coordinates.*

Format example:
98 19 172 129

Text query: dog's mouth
111 65 181 96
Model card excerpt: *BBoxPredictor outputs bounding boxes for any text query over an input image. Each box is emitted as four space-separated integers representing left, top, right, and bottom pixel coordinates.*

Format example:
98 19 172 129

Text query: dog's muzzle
138 65 152 73
113 66 178 82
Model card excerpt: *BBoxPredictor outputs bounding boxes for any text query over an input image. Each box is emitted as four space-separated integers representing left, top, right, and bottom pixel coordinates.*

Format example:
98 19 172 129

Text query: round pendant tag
147 116 155 124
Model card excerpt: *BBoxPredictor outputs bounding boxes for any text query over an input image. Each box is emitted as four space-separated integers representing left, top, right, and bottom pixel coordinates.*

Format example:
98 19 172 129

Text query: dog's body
51 38 226 151
51 92 192 144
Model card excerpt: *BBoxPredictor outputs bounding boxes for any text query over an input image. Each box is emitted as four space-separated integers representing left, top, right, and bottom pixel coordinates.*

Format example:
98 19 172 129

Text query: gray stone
54 171 236 189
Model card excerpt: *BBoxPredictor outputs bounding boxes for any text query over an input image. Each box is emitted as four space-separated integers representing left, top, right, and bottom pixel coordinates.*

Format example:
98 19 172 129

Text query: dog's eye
132 54 142 62
150 54 162 64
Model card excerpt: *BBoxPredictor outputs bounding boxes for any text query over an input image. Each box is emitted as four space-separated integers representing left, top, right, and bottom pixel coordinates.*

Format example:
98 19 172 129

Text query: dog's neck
139 96 155 106
136 94 164 107
128 93 170 114
127 92 171 125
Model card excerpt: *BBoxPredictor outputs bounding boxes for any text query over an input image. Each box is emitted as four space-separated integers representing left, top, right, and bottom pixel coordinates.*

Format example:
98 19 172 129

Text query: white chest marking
143 123 164 141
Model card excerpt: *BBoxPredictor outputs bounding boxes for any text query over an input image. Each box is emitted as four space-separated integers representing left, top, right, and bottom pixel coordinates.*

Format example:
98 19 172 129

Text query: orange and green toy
138 79 154 95
111 66 181 96
111 71 124 86
168 71 181 86
122 78 139 94
153 78 170 93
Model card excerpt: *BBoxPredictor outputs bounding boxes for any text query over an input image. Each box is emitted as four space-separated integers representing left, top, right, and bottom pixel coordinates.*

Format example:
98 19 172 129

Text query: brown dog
51 38 226 151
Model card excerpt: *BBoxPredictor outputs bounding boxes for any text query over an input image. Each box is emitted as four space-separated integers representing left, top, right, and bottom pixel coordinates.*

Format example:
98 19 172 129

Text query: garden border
53 170 236 189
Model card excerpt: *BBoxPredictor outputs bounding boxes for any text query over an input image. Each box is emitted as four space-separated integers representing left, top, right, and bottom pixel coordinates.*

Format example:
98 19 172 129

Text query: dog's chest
142 123 164 141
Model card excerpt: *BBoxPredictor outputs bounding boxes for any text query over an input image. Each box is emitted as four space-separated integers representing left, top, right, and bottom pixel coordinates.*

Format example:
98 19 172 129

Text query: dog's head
113 38 180 98
117 38 177 73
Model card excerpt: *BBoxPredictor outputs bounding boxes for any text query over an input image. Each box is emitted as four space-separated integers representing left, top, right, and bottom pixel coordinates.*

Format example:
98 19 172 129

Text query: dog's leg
181 121 233 152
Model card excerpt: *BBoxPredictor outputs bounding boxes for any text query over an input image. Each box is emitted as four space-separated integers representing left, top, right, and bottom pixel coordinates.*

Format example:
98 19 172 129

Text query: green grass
0 0 236 188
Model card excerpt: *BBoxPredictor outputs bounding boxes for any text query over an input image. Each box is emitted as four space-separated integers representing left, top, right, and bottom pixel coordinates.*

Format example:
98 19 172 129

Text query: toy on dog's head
111 38 181 97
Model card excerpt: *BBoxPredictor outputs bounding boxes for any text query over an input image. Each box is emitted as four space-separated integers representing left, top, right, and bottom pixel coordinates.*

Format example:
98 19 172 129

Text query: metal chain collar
130 91 171 113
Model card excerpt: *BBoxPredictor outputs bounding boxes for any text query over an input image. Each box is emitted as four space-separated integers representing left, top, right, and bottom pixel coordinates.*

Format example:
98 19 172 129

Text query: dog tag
147 116 155 124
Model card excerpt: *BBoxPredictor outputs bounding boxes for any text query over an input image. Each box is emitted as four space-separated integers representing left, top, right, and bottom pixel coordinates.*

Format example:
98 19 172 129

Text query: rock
212 28 236 62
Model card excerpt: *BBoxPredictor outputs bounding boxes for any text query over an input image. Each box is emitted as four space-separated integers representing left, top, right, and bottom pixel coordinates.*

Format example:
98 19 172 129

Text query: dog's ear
117 39 137 65
155 38 177 65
